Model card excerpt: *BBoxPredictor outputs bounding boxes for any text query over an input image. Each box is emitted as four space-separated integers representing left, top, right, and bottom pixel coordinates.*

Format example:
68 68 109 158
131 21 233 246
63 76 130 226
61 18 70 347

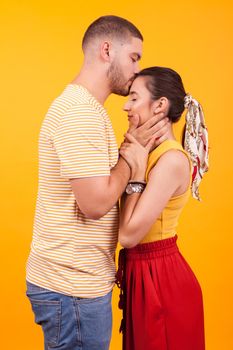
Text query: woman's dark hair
136 67 186 123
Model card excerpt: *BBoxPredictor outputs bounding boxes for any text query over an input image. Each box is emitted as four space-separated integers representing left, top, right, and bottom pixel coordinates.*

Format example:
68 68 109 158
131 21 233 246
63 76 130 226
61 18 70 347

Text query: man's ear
100 41 112 62
153 97 169 115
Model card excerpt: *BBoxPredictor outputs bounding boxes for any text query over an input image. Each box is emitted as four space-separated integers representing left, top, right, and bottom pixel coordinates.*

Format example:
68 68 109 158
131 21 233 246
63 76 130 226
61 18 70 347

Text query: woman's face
123 76 158 126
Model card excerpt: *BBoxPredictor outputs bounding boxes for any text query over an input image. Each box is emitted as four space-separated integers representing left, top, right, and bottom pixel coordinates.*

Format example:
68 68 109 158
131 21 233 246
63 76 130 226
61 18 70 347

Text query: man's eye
131 98 137 102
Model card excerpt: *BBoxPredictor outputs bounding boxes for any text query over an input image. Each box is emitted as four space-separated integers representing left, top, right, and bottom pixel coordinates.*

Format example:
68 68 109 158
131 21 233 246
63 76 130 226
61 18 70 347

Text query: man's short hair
82 15 143 50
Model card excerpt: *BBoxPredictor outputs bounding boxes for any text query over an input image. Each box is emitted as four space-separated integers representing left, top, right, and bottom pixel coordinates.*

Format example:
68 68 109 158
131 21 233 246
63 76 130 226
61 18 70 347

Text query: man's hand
127 113 170 149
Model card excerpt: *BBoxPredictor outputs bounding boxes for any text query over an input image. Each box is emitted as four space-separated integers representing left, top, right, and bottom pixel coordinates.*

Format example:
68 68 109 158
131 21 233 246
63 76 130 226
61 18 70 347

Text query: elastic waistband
125 235 178 260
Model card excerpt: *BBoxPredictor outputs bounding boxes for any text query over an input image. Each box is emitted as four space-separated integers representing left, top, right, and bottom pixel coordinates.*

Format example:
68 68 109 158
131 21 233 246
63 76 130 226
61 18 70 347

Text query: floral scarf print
184 94 209 201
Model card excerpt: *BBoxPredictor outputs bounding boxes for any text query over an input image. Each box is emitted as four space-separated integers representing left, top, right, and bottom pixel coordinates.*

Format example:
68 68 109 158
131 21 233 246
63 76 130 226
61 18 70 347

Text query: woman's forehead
130 76 148 93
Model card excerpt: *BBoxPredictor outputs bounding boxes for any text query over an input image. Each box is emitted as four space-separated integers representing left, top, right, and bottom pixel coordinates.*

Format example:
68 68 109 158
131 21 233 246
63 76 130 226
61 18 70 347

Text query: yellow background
1 0 233 349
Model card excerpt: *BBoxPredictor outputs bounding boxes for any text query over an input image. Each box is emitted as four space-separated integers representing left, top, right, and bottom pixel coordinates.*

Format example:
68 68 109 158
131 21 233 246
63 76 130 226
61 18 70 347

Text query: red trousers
116 236 205 350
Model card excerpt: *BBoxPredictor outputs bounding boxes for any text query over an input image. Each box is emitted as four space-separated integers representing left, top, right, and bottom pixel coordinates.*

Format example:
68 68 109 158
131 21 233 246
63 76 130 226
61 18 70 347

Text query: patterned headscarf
183 94 209 201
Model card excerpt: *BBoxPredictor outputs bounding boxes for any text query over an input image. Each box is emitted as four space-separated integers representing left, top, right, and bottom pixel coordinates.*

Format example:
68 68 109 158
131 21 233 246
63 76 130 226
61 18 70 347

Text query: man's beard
107 61 134 96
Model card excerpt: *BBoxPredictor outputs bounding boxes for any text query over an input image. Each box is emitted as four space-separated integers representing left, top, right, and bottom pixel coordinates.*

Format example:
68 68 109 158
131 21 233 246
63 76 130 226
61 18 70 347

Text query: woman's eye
131 57 136 63
131 98 136 102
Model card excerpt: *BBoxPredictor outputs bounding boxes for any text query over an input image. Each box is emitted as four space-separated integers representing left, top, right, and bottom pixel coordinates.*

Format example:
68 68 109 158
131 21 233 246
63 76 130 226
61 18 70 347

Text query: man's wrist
130 170 146 182
130 176 146 182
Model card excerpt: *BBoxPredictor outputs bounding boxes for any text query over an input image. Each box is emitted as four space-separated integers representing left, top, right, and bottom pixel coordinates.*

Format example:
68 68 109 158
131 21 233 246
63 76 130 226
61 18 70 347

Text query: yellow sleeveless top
140 139 192 243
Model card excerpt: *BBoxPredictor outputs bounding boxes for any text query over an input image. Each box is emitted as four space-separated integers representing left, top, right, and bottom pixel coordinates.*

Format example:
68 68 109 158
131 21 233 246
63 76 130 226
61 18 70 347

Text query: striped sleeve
53 104 110 179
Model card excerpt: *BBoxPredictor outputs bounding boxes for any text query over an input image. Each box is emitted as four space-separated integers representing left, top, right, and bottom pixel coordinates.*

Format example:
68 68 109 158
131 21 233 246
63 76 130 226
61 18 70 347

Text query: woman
116 67 208 350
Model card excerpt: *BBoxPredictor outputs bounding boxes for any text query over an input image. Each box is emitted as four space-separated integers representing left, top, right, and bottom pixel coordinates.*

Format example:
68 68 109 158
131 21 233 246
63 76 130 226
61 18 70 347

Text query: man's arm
70 157 130 220
68 111 169 220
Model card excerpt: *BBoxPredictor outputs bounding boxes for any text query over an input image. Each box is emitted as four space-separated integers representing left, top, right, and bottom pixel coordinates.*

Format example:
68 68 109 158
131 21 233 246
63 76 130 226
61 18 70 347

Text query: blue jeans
26 281 112 350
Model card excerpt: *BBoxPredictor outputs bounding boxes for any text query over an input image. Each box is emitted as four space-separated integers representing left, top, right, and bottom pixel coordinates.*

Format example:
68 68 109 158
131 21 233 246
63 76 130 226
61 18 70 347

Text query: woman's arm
119 149 190 248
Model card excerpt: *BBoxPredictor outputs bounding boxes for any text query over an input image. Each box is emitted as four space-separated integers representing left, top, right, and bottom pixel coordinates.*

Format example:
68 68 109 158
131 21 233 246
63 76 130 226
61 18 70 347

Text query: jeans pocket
29 298 62 348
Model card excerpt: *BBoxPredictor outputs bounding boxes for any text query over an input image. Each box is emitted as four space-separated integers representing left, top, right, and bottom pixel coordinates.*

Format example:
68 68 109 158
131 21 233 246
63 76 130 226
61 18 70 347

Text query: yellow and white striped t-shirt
26 84 119 297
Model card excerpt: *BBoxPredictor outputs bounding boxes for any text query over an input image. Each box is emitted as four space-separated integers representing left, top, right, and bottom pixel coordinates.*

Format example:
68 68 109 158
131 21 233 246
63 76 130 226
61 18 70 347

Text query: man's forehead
125 37 142 52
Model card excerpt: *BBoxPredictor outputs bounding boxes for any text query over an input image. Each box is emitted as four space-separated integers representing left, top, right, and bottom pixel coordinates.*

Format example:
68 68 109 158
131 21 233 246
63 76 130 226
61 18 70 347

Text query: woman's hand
119 133 155 181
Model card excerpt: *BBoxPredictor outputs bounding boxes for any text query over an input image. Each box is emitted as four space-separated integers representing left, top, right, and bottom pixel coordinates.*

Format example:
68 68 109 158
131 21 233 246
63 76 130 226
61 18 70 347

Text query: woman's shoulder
156 148 190 172
146 139 191 181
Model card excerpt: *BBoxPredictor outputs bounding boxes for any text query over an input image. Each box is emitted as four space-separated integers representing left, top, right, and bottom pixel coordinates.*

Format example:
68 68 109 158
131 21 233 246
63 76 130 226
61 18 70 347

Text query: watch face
126 183 145 194
126 183 133 194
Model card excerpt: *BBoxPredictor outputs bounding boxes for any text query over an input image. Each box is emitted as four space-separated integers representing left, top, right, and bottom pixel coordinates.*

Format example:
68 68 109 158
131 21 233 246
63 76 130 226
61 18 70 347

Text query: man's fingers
124 133 139 144
128 114 170 147
152 111 167 124
154 133 169 147
147 119 170 138
138 113 166 132
135 118 168 141
153 124 169 139
145 136 156 151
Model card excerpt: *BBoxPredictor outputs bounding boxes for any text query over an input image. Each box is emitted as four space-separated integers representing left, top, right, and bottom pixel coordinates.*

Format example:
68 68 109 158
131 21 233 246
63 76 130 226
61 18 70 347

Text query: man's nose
134 62 140 74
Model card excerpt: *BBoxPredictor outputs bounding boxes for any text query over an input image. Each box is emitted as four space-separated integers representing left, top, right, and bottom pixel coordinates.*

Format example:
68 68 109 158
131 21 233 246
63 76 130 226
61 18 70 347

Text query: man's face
107 37 142 96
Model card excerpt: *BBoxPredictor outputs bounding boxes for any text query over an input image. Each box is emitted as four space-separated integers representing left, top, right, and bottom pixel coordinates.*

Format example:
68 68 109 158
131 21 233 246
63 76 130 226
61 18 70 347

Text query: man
26 16 168 350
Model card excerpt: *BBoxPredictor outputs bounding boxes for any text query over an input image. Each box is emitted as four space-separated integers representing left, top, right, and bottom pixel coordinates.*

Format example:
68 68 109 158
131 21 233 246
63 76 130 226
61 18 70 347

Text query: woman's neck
164 123 176 141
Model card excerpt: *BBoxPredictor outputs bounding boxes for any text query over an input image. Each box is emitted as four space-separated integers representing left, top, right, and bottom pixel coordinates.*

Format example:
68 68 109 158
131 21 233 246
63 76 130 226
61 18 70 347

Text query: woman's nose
123 102 130 112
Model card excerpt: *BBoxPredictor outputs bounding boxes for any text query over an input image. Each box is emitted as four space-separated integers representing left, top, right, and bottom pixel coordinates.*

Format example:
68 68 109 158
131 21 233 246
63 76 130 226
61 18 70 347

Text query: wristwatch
125 181 146 195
